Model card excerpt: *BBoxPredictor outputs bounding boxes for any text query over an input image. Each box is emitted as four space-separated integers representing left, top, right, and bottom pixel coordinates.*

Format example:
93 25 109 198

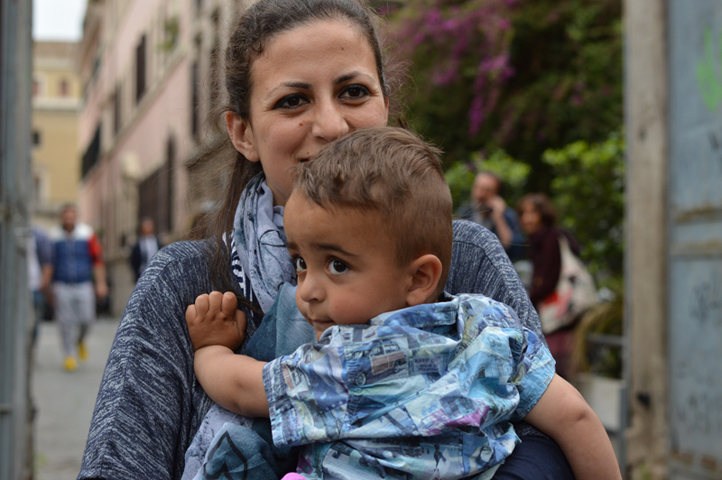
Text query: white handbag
538 236 598 334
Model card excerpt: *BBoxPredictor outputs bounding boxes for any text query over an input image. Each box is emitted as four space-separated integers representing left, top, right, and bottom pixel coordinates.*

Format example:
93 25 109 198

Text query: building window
191 61 199 140
138 136 175 235
33 78 40 97
135 34 147 104
60 78 69 97
113 84 122 135
82 124 102 178
32 130 41 147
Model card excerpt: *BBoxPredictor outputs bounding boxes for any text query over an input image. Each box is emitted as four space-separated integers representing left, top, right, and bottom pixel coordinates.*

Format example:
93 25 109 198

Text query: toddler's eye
294 257 307 272
328 259 349 275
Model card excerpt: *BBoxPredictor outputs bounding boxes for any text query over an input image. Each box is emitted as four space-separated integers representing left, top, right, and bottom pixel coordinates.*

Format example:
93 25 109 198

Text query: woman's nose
311 100 349 142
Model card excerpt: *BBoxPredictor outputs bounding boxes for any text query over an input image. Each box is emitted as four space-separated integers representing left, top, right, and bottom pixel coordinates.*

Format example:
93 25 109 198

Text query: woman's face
227 19 389 206
519 201 543 235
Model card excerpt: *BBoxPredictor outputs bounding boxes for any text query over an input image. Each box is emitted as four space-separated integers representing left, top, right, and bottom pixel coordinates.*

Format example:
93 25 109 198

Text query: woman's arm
525 375 622 480
78 241 239 480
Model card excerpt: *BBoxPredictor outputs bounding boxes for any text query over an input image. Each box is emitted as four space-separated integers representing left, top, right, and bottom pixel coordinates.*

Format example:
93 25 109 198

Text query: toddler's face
284 193 412 340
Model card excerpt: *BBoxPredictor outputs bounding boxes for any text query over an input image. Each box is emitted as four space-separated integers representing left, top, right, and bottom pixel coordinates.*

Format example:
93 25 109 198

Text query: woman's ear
225 112 259 162
405 254 443 307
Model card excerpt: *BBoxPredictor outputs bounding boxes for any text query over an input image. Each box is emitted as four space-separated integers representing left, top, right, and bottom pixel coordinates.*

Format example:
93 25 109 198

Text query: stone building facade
32 41 82 230
77 0 253 315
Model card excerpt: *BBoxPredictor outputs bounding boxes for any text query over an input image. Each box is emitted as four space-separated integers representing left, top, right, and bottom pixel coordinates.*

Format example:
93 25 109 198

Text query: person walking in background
43 204 108 371
129 217 162 282
516 193 583 379
456 171 524 261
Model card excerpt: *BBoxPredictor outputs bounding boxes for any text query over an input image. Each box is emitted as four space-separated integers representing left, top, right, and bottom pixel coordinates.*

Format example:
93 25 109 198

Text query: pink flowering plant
385 0 622 192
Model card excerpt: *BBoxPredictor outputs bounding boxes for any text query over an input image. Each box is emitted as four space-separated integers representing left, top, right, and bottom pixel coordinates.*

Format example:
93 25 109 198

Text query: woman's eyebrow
335 71 373 85
266 81 311 98
281 81 311 90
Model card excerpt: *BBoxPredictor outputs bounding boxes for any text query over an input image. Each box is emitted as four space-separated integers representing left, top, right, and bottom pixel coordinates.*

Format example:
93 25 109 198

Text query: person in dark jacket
129 217 163 282
456 171 525 262
517 193 581 378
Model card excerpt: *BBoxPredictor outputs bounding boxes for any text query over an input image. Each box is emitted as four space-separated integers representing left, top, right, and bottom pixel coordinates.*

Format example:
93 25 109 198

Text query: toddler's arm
524 374 622 480
185 291 269 418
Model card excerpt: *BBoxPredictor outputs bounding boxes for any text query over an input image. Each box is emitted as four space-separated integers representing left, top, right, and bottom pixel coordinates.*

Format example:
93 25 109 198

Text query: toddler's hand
186 291 246 352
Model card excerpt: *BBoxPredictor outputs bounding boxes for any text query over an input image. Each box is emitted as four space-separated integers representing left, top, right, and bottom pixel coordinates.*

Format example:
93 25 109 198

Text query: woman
79 1 574 479
517 193 582 379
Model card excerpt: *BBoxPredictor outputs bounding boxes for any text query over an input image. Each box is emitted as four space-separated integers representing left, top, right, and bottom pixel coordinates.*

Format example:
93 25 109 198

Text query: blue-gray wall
667 1 722 478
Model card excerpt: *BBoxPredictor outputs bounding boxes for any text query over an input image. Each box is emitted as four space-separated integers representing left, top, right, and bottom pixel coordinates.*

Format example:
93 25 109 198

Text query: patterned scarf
231 173 296 314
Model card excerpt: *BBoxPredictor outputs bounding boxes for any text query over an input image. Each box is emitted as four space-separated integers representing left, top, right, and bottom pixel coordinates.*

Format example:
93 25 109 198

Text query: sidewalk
32 317 120 480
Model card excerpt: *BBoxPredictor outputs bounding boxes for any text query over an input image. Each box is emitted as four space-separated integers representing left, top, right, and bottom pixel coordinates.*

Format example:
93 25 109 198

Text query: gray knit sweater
78 220 560 480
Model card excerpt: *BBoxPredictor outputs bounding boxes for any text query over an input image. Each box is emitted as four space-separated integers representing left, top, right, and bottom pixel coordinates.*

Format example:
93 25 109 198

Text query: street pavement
32 317 120 480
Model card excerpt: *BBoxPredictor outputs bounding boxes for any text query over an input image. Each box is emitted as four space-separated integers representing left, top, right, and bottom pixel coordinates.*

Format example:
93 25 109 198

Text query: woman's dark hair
516 193 558 228
203 0 397 309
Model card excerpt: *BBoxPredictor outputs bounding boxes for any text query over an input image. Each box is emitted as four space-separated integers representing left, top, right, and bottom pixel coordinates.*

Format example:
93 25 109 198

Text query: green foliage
445 149 530 210
542 131 625 279
385 0 623 191
384 0 624 281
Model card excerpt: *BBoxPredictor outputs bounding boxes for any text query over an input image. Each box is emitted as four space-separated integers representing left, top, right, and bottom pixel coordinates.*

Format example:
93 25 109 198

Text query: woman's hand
185 291 246 352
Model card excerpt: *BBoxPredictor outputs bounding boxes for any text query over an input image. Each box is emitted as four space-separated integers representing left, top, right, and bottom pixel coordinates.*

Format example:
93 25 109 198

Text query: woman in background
517 193 582 379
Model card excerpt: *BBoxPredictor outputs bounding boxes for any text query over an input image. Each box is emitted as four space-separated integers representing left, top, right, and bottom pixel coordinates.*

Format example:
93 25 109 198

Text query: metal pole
0 0 34 478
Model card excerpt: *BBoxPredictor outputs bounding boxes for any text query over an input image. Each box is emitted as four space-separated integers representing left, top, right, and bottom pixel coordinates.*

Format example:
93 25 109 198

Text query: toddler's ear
405 254 443 307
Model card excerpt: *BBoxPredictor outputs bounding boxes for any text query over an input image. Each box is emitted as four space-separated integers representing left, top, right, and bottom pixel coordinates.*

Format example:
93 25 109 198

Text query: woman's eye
328 259 349 275
294 257 307 272
341 85 370 100
275 94 308 109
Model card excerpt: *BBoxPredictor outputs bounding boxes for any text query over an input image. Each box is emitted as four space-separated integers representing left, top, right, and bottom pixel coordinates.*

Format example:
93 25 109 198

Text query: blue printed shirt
263 293 555 479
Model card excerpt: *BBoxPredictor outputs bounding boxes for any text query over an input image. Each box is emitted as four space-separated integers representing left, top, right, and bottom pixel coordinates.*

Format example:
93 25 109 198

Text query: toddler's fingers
194 294 210 319
221 292 238 320
185 304 197 324
207 291 225 319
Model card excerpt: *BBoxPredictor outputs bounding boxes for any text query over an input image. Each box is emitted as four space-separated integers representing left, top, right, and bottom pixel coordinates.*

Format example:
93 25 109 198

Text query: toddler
186 127 621 480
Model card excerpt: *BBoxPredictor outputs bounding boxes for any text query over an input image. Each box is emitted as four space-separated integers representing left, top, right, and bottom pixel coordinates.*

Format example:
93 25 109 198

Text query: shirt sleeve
453 295 556 424
264 339 350 447
511 331 556 420
502 307 556 421
88 233 104 266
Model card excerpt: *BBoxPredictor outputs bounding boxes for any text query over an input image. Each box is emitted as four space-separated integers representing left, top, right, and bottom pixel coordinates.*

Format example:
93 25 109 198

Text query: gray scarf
232 173 296 313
